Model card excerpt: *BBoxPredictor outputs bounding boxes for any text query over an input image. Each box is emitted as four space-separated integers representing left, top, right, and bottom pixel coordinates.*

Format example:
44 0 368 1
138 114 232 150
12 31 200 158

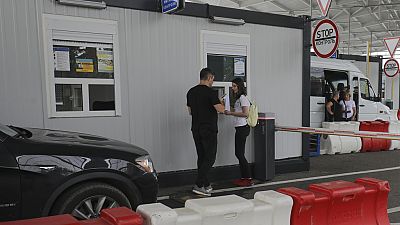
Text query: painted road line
388 206 400 214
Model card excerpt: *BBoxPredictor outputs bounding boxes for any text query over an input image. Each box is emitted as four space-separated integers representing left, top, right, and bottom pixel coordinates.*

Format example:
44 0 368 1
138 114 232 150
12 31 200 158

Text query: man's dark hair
200 68 214 80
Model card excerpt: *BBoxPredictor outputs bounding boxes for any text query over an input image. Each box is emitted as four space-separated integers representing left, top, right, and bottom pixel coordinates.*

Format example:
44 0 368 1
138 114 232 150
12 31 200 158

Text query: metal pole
310 0 312 18
348 12 351 54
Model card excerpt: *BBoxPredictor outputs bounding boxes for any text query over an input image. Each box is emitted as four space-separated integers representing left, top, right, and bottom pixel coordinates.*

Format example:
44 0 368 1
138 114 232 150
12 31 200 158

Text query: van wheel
51 182 131 220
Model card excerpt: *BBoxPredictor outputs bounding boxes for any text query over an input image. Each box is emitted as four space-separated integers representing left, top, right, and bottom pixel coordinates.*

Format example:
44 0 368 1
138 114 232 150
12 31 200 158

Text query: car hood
22 127 149 156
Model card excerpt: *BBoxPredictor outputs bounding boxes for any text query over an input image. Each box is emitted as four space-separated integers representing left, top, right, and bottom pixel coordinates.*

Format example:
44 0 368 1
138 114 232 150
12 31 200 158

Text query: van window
360 78 376 100
324 70 348 99
310 67 325 97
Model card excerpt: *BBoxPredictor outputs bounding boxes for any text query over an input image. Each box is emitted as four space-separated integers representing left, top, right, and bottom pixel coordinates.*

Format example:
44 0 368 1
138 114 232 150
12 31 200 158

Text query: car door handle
380 111 384 113
359 105 365 107
317 102 325 105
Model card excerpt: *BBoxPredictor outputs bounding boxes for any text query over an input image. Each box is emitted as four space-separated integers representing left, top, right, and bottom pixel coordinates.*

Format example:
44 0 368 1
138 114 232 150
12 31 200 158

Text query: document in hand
224 92 230 111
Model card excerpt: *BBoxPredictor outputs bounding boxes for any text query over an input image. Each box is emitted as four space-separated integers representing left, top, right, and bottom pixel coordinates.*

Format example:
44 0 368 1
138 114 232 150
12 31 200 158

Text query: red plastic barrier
0 208 143 225
355 178 391 225
397 109 400 120
360 121 390 152
0 215 80 225
82 208 143 225
278 178 390 225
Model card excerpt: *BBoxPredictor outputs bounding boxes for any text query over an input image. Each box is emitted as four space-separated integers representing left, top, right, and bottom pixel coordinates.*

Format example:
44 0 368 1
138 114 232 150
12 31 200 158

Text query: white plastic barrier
250 199 273 225
253 191 293 225
136 191 293 225
320 122 362 154
186 195 253 225
321 122 341 154
337 122 362 154
389 121 400 150
175 208 202 225
137 203 178 225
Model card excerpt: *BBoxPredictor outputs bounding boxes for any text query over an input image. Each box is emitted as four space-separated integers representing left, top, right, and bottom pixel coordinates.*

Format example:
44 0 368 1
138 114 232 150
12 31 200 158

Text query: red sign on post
384 59 400 77
384 37 400 58
317 0 332 17
313 19 339 58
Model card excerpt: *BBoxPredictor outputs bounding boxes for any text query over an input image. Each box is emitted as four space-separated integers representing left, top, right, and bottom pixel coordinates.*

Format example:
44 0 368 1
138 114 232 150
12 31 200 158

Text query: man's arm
326 102 334 115
214 103 225 113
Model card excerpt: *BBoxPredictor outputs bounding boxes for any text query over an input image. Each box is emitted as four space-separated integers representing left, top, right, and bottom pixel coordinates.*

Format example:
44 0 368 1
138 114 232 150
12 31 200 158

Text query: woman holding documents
224 78 254 187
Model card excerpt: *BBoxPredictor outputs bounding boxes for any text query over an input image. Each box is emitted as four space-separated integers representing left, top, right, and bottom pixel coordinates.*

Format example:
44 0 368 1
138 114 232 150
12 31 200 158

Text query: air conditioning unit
57 0 106 9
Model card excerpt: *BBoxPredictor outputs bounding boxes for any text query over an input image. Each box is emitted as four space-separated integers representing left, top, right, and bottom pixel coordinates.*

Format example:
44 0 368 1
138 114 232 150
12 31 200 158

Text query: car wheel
51 182 132 220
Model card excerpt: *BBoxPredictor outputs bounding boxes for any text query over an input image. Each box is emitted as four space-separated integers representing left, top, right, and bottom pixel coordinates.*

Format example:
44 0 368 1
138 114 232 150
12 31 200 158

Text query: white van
310 56 392 128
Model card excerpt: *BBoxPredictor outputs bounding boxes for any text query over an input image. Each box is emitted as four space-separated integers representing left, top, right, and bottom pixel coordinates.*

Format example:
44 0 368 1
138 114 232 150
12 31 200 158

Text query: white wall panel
0 0 304 172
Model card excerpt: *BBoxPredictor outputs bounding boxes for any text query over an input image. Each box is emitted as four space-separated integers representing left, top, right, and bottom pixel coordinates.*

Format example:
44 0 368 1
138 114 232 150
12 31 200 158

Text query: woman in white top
224 78 253 187
339 90 357 121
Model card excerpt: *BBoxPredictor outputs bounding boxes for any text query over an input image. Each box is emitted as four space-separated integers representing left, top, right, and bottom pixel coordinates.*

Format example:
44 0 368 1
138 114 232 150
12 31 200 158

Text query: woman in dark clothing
326 91 343 122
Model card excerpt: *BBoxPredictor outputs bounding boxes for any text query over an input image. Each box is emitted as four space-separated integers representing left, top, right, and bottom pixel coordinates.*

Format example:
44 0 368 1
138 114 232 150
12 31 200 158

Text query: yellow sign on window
76 59 94 73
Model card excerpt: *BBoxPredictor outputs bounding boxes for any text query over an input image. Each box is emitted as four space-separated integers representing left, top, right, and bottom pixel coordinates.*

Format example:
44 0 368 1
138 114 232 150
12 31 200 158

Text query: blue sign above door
161 0 179 13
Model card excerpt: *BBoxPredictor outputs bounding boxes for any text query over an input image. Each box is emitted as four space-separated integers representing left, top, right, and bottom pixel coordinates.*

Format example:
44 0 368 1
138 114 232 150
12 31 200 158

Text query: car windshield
0 123 18 137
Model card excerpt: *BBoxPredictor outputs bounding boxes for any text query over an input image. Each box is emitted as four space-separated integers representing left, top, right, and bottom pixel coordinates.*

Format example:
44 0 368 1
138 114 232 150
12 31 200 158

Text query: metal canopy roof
187 0 400 55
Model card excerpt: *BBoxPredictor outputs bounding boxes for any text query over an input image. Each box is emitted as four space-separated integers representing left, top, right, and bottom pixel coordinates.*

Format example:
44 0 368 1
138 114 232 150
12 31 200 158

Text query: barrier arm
275 125 400 140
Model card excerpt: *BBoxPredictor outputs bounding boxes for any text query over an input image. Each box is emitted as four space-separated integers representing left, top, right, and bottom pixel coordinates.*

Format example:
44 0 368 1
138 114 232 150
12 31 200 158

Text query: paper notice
54 47 70 71
234 57 245 77
224 91 230 111
76 59 94 73
97 49 114 73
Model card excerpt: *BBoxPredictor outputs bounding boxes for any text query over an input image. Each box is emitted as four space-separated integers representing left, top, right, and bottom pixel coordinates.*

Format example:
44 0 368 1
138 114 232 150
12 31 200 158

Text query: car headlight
135 155 154 173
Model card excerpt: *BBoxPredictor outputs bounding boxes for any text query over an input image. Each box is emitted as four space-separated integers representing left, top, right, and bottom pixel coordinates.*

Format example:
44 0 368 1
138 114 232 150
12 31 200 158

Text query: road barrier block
174 208 202 225
278 178 390 225
185 195 254 225
254 191 293 225
82 207 143 225
137 203 178 225
0 215 80 225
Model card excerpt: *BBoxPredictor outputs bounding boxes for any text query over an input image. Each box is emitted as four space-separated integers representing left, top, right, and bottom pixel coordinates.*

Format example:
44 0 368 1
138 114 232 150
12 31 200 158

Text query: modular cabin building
0 0 311 185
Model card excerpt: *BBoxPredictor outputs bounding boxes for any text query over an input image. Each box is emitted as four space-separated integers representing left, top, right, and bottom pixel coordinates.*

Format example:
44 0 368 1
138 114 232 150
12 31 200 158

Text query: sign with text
313 19 339 58
161 0 185 14
384 59 399 77
161 0 178 13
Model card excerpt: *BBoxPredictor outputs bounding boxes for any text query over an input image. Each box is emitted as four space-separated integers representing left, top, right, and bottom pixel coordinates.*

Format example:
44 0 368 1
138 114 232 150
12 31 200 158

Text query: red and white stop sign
384 59 400 77
313 19 339 58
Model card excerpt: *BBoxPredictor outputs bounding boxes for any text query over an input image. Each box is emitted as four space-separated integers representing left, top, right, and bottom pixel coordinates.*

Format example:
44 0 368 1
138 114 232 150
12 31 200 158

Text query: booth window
201 31 250 101
44 15 120 118
207 54 247 82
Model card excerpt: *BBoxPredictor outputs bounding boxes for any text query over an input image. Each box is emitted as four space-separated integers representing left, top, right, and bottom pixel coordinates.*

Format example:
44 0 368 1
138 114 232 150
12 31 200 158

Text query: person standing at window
186 68 225 196
224 78 253 187
340 90 357 121
326 91 343 122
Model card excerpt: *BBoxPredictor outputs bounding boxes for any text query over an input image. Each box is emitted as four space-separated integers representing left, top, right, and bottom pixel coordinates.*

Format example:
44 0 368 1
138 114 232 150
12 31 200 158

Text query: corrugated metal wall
0 0 304 172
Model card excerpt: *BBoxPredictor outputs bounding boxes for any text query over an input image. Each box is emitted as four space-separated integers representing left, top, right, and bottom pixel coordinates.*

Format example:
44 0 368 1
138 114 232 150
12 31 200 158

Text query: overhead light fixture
210 16 245 26
57 0 107 9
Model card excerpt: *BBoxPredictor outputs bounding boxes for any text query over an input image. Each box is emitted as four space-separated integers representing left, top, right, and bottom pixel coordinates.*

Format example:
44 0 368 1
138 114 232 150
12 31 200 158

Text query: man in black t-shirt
187 68 225 196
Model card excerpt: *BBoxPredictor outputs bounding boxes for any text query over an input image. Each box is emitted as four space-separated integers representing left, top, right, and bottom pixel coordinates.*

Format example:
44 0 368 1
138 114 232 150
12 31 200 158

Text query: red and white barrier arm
275 125 400 140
